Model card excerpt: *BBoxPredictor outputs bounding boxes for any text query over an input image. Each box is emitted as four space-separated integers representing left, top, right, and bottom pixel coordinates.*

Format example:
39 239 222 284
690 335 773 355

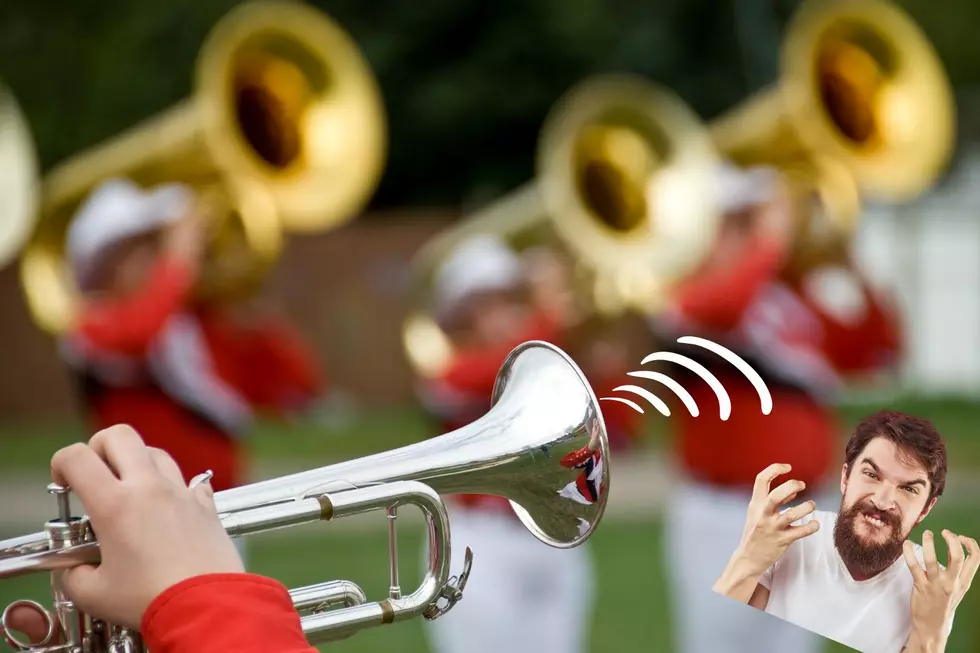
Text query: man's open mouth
859 512 890 530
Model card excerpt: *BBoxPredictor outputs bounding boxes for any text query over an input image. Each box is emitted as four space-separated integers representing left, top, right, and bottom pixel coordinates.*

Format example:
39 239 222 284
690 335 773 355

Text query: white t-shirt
760 510 954 653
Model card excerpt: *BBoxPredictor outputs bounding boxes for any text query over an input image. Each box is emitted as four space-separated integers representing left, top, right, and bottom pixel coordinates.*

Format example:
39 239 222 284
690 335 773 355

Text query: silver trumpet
0 340 611 652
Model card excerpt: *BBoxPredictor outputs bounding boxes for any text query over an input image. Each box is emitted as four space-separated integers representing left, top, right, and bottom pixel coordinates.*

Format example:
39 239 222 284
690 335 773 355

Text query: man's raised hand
903 529 979 651
736 463 821 577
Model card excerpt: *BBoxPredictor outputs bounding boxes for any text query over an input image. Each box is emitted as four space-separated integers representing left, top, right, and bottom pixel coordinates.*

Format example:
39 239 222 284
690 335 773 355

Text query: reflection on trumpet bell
0 340 611 649
18 0 387 335
0 81 39 271
402 74 722 378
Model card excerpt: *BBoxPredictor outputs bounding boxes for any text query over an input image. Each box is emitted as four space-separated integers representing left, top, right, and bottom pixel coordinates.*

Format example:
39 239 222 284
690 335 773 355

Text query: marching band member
651 162 903 653
58 178 325 563
415 234 635 653
1 425 322 653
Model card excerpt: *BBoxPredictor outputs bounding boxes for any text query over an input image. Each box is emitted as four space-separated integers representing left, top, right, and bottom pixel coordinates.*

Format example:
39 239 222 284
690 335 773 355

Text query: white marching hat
67 177 195 289
433 234 523 322
715 161 781 214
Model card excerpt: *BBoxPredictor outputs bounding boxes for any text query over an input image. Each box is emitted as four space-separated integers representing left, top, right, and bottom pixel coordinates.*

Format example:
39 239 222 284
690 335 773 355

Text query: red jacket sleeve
811 280 904 375
235 320 326 413
198 312 325 416
671 238 786 331
74 257 195 355
141 574 318 653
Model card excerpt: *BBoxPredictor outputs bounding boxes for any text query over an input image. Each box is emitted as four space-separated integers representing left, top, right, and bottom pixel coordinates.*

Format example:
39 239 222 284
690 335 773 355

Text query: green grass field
1 396 979 652
2 509 979 653
1 395 979 473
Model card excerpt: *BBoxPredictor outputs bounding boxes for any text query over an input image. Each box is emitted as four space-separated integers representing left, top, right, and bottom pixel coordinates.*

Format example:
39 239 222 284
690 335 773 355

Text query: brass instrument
19 0 387 335
708 0 955 271
0 340 610 650
402 74 723 377
0 81 40 270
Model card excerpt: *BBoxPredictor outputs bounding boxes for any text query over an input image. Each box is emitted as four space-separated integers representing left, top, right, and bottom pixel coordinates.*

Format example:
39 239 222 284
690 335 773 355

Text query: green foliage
1 0 978 210
0 0 751 209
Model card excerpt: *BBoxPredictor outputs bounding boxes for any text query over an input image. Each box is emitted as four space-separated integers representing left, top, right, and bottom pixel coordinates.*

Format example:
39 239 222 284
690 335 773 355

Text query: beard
833 496 908 578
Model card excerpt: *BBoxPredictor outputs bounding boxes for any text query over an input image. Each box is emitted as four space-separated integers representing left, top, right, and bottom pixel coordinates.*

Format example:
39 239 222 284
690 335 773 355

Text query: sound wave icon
599 336 773 420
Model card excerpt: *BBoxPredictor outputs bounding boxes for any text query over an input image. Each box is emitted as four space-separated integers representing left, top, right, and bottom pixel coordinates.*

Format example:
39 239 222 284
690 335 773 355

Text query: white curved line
609 385 671 417
677 336 773 415
600 397 644 414
626 370 699 417
640 352 731 420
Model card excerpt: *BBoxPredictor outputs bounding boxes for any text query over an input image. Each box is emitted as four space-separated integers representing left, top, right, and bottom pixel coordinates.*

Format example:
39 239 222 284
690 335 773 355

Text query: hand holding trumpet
2 425 243 645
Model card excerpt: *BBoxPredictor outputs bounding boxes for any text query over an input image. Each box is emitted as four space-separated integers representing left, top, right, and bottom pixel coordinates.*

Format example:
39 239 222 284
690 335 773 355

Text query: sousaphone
19 0 387 335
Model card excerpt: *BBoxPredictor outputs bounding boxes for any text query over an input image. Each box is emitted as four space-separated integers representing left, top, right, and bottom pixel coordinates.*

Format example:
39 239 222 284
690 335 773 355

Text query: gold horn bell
708 0 955 272
402 74 722 378
0 81 40 271
19 0 387 335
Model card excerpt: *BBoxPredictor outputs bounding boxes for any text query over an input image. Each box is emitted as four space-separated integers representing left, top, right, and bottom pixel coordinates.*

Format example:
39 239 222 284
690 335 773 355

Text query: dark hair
844 410 948 503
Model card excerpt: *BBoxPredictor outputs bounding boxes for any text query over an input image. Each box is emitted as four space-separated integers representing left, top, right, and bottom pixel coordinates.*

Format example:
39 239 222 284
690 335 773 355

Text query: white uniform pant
422 506 595 653
665 477 830 653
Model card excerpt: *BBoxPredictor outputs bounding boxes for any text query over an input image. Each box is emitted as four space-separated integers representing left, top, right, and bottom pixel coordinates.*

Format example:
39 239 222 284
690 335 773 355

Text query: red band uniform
654 163 903 653
14 179 325 653
60 179 324 497
414 235 639 653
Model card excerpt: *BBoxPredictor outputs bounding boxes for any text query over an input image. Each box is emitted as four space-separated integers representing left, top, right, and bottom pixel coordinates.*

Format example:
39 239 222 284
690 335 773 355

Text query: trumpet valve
43 483 96 653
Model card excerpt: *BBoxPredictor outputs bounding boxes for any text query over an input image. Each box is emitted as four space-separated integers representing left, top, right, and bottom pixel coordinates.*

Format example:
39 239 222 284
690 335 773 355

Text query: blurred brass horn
708 0 955 266
0 81 39 270
401 74 722 377
20 0 387 335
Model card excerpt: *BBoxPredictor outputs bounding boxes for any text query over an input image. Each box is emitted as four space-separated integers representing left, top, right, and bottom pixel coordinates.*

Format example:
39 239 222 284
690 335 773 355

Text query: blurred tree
0 0 975 211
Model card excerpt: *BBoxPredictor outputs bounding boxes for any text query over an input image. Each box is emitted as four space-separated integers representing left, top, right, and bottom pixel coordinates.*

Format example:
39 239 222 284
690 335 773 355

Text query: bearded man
713 410 979 653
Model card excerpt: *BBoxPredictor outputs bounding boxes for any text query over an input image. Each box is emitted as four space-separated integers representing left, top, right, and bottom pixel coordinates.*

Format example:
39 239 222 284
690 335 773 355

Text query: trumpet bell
216 339 612 548
781 0 955 202
0 82 39 270
0 341 611 647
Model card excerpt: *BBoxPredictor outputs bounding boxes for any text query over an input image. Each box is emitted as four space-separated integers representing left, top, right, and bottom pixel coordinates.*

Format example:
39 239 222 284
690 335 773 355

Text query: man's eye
903 486 919 495
864 471 878 480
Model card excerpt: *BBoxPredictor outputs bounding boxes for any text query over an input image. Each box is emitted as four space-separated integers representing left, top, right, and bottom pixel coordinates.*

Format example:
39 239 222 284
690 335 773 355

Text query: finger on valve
87 425 157 482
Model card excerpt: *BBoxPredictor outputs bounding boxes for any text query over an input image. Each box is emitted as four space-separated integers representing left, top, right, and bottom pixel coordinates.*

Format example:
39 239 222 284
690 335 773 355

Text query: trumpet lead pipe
290 580 367 611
